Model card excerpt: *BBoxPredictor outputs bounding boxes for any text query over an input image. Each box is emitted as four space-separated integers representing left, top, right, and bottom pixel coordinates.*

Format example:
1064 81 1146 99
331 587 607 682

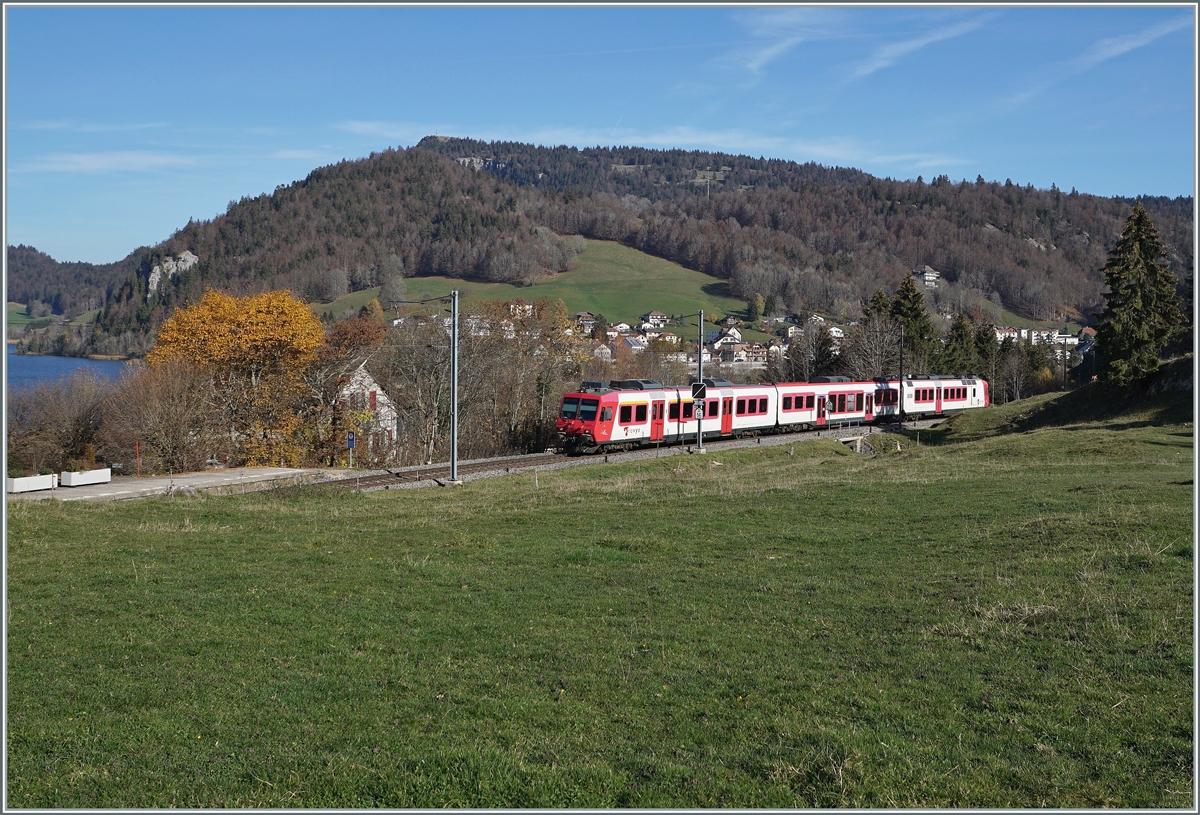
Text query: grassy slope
6 388 1193 807
312 241 770 342
8 303 33 329
8 304 101 331
926 356 1194 445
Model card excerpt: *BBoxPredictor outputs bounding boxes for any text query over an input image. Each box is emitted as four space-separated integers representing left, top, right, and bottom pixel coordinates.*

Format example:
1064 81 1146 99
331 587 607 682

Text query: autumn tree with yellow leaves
147 289 324 466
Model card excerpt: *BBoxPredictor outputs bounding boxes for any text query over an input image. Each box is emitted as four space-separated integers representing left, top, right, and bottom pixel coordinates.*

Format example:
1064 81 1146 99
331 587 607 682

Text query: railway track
328 452 566 491
324 418 940 492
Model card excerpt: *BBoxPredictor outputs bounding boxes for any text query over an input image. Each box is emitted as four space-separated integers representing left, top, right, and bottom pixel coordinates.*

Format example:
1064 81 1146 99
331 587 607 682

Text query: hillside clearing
313 241 774 342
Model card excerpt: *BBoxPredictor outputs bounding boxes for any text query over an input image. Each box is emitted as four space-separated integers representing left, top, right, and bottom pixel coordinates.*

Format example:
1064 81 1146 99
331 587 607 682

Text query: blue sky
4 4 1196 265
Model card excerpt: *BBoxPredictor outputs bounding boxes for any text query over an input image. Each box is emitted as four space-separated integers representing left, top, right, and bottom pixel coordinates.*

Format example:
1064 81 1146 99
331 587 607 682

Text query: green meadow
314 240 766 341
5 386 1193 807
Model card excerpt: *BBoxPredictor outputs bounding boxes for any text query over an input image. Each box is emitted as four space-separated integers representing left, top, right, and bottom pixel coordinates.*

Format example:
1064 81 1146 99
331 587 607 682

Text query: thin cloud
1006 15 1192 107
15 151 195 173
731 7 849 74
847 18 985 81
1068 15 1192 72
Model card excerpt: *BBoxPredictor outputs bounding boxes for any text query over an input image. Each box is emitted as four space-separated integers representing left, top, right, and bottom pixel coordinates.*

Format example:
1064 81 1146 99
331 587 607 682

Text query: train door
650 400 665 441
816 395 827 426
865 393 873 421
721 397 734 434
935 387 942 414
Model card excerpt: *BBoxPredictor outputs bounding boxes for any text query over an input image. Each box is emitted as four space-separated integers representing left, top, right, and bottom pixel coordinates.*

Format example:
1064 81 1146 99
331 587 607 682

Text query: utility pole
448 289 461 484
898 323 905 430
697 309 704 453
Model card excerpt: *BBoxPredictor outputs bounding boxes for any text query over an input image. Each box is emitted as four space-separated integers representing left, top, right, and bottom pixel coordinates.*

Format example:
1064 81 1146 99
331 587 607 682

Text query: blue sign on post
347 431 355 449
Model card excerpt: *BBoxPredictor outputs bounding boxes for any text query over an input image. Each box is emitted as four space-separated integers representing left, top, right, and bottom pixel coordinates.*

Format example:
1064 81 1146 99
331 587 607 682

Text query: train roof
607 379 664 391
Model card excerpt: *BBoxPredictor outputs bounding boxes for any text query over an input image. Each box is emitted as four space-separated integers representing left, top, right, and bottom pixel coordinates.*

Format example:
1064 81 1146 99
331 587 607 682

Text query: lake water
5 343 131 391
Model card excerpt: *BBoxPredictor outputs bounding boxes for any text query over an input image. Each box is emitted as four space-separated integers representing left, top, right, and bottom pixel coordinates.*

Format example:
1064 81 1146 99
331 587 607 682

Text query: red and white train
555 375 989 454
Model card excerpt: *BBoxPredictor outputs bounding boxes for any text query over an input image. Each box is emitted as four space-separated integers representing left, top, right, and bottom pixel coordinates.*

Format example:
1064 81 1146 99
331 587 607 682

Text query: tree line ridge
6 137 1193 358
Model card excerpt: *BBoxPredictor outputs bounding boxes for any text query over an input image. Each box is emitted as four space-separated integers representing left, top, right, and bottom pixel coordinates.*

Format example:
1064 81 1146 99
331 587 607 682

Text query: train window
619 405 632 423
635 404 647 423
758 398 767 413
600 407 613 421
560 397 580 419
736 399 745 415
837 393 846 413
709 399 719 416
806 395 815 409
683 402 694 419
783 396 792 410
579 399 599 421
669 403 680 420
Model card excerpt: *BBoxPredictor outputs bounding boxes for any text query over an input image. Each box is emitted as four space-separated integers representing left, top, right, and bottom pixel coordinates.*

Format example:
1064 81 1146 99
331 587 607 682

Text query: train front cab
556 389 609 453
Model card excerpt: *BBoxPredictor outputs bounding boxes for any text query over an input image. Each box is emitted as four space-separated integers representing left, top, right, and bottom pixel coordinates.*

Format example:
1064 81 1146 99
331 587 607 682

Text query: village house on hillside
641 310 669 328
592 341 613 362
573 312 596 334
913 265 941 288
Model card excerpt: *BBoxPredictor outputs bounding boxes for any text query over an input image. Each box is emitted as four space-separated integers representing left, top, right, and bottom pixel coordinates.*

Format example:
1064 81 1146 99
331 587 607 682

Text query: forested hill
6 137 1193 357
6 244 142 319
417 136 1192 322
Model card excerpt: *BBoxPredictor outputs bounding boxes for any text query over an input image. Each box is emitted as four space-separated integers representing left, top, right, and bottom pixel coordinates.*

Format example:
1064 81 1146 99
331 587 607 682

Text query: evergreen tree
1095 203 1182 385
974 322 1003 388
590 313 609 340
890 276 937 373
747 292 765 323
863 288 891 321
938 313 979 375
359 298 385 324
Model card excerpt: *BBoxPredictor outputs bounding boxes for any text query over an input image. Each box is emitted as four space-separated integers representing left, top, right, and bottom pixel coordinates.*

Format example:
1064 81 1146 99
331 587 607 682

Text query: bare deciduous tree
6 370 110 475
839 314 902 380
97 359 219 474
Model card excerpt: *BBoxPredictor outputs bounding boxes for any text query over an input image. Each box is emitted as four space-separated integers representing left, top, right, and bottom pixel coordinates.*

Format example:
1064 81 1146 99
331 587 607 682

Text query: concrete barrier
7 474 58 494
59 468 112 487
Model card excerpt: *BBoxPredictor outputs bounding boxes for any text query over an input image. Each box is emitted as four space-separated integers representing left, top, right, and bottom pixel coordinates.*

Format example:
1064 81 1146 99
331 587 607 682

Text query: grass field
7 304 100 332
312 241 768 342
5 390 1193 807
7 303 36 330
